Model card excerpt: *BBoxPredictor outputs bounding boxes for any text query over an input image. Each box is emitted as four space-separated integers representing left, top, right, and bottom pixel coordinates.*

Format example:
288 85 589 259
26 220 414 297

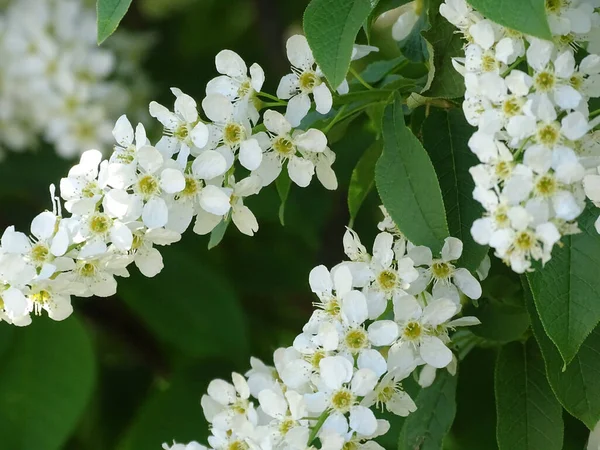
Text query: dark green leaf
304 0 374 88
276 169 292 226
358 56 407 85
119 246 248 362
118 363 227 450
208 217 230 249
399 11 430 63
422 109 487 271
527 205 600 365
465 274 530 343
466 0 551 39
422 0 466 98
0 318 95 450
375 94 449 252
524 278 600 429
399 370 458 450
495 340 564 450
96 0 133 44
348 140 382 226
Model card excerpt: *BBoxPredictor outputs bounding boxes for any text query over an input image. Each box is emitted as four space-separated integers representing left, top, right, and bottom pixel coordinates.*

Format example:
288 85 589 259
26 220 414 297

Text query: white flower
60 150 105 215
162 441 207 450
408 237 482 303
149 88 209 159
392 4 420 41
361 370 416 417
206 50 265 124
277 35 333 126
254 110 328 187
201 373 256 432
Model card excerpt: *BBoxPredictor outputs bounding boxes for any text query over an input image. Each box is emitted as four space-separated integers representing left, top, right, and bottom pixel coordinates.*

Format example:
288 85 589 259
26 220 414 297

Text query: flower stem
307 411 329 445
262 101 287 107
349 66 374 90
322 105 348 134
501 56 525 77
258 91 283 102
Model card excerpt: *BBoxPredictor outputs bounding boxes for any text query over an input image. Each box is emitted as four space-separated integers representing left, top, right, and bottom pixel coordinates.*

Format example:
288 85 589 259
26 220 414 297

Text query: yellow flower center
403 321 422 340
378 269 398 291
331 388 355 413
89 213 111 235
79 261 97 278
536 123 560 146
298 71 320 92
272 136 295 156
228 440 249 450
534 71 556 93
495 161 513 180
137 174 160 197
174 124 189 140
431 261 452 280
238 80 252 98
502 97 522 117
535 174 557 197
345 328 368 352
514 231 535 250
31 243 49 264
223 122 245 147
30 290 51 305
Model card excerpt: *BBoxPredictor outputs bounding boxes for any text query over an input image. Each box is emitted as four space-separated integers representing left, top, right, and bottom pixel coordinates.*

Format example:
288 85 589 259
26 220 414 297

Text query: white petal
288 156 315 187
341 290 369 326
309 265 333 295
142 197 169 228
349 405 378 436
319 356 353 390
295 128 327 153
202 94 233 123
135 247 164 277
452 268 482 299
277 73 299 100
239 138 263 171
419 336 453 368
441 237 463 261
160 168 186 193
351 368 378 396
313 83 333 114
192 150 227 180
232 204 259 236
263 109 292 135
286 35 314 70
368 320 399 346
422 298 458 326
137 145 164 174
285 94 311 127
31 211 57 240
112 114 134 147
191 122 209 149
199 185 231 216
215 49 247 77
357 349 387 377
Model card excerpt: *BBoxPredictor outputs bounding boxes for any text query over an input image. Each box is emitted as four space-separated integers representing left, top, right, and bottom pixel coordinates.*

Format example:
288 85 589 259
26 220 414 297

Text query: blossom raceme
437 0 600 273
163 209 483 450
0 0 152 159
0 35 343 327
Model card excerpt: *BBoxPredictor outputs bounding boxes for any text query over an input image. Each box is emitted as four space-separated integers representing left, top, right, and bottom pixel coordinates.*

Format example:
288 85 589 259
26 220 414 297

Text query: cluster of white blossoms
0 34 382 326
163 208 484 450
0 0 151 158
440 0 600 273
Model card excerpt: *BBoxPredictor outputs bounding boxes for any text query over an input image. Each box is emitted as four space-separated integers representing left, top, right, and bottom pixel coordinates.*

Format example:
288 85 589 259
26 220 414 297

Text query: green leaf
119 245 248 362
421 0 465 98
527 205 600 365
422 109 487 271
466 0 551 40
0 318 95 450
276 169 292 226
208 217 230 249
399 370 458 450
495 340 564 450
348 140 382 226
96 0 133 44
464 271 530 343
524 278 600 430
375 94 449 252
399 11 430 63
303 0 374 88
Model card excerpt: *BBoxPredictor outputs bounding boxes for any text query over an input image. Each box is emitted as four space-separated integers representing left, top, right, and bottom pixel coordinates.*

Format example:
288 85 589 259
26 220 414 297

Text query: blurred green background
0 0 535 448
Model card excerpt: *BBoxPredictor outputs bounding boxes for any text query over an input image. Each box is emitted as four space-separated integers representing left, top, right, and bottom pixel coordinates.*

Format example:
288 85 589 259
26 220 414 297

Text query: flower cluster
440 0 600 273
163 208 483 450
0 34 371 326
0 0 151 158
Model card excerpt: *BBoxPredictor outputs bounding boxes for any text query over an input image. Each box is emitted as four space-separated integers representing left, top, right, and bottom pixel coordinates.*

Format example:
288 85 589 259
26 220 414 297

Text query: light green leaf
495 340 564 450
524 278 600 430
422 109 487 271
375 94 449 252
527 205 600 365
348 140 382 226
119 245 248 362
96 0 133 44
422 0 466 98
276 169 292 226
398 370 458 450
0 318 95 450
208 217 230 249
303 0 374 88
466 0 551 39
